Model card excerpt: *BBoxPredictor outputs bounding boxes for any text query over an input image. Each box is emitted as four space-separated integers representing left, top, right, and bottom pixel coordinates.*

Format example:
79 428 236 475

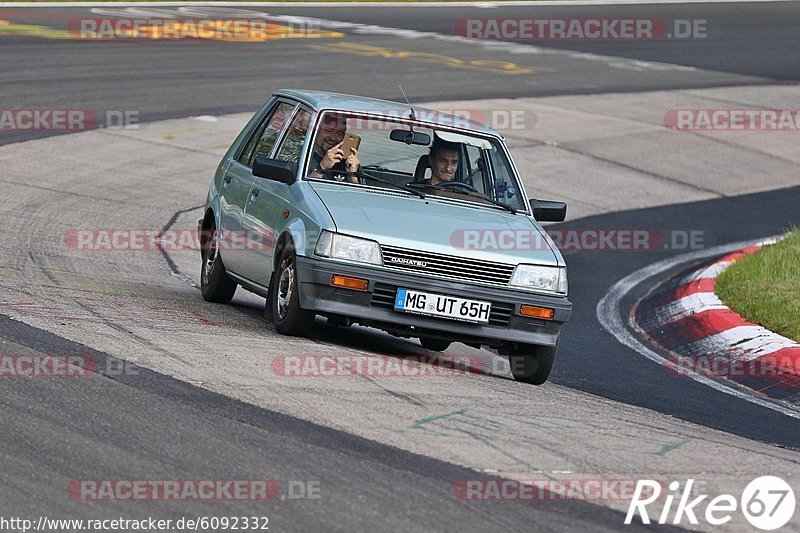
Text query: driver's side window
488 148 518 204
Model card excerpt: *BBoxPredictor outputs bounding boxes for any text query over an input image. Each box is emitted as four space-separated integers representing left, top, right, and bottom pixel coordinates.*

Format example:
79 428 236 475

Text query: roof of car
275 89 501 138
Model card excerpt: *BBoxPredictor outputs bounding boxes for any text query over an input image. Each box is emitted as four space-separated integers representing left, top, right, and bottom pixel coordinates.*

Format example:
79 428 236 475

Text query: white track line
596 237 800 420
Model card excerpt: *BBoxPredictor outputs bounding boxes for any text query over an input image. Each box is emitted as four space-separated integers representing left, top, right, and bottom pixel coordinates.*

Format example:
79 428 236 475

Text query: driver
308 113 360 183
424 139 460 186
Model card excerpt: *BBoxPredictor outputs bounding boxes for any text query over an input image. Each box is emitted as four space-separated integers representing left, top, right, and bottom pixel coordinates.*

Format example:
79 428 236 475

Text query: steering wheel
435 181 479 193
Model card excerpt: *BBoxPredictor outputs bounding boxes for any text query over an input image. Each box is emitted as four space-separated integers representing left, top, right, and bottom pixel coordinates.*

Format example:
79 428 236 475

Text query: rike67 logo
626 477 796 530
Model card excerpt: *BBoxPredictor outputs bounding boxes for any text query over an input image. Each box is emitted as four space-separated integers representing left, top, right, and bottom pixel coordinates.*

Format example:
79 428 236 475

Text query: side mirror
253 156 296 184
529 198 567 222
389 129 431 146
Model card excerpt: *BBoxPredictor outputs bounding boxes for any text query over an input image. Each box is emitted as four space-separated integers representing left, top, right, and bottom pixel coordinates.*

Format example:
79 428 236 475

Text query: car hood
309 181 559 266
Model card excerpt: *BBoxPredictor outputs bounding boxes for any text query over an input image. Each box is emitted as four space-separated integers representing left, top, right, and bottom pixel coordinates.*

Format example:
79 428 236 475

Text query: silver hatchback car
199 90 571 384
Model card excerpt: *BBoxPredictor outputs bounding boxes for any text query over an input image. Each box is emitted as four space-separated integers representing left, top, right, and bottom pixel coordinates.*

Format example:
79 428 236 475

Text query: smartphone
340 133 361 156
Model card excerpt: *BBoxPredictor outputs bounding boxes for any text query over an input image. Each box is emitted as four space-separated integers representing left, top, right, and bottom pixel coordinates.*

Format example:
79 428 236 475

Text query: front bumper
295 256 571 347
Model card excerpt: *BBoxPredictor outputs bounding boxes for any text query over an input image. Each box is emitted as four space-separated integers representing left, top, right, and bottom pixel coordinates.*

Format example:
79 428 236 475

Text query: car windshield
304 111 527 212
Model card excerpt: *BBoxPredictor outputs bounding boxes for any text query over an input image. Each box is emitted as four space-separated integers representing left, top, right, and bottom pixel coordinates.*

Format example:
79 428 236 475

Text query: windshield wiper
353 170 426 199
405 183 517 214
314 168 425 199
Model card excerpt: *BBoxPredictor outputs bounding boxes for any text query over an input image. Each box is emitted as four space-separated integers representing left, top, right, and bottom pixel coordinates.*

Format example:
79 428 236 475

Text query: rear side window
274 108 312 165
238 102 296 167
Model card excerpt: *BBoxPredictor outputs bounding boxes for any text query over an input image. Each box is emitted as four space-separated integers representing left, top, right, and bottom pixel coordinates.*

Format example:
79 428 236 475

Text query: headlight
509 264 568 294
314 230 382 265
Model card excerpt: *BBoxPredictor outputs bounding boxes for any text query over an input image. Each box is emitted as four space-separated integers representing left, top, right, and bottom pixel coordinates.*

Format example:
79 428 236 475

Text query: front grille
371 283 515 326
380 244 515 285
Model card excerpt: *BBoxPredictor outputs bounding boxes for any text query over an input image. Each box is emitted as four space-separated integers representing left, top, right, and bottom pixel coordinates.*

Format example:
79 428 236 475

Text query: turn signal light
331 275 369 291
519 305 554 320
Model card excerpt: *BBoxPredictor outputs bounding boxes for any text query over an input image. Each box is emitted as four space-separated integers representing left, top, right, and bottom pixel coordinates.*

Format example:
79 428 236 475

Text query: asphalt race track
1 2 799 531
2 1 799 144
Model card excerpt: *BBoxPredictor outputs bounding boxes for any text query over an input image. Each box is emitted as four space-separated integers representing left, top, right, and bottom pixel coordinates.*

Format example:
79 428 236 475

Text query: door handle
222 175 232 188
249 189 259 203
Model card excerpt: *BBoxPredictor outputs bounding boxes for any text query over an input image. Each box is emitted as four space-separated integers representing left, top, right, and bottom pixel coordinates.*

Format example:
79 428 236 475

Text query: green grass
716 229 800 343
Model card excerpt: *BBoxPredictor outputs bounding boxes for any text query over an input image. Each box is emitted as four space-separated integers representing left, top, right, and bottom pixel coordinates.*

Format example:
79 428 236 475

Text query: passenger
308 113 360 183
424 139 460 186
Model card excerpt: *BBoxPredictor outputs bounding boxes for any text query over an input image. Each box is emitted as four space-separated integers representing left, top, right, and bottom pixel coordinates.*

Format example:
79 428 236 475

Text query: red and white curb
598 238 800 419
641 241 799 360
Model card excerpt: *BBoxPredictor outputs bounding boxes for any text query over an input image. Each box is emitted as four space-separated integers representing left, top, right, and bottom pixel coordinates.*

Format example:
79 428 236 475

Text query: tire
200 222 237 304
508 342 557 385
271 247 315 336
419 337 452 352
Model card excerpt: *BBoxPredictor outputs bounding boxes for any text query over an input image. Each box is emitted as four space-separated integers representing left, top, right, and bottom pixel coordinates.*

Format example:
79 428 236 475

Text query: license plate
394 289 491 324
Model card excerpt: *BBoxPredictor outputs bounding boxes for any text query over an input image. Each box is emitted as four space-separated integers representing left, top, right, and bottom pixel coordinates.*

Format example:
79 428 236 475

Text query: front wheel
270 247 315 336
508 342 557 385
